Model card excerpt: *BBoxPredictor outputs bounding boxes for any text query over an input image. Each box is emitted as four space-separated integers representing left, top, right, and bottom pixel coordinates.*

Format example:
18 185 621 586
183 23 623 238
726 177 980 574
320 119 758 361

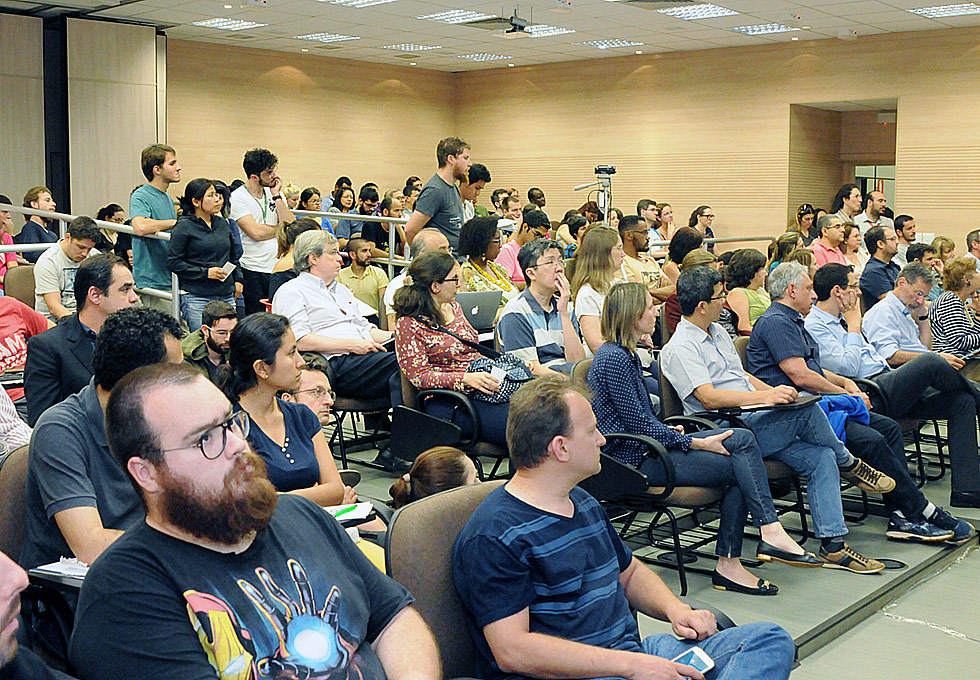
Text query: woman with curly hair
725 249 770 335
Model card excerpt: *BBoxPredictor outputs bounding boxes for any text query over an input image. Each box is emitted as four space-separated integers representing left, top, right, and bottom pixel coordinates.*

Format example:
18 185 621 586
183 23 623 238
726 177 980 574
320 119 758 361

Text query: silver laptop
456 290 502 331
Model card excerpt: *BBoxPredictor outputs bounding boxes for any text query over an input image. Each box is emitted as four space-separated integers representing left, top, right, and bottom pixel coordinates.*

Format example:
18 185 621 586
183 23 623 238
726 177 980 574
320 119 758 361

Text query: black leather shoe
756 541 822 567
373 447 411 473
950 491 980 508
711 571 778 596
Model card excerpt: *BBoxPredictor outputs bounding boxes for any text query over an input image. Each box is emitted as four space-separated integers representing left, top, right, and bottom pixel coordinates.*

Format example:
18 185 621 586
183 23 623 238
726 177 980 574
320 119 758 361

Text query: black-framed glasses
527 257 563 270
701 214 716 219
293 386 335 400
441 275 461 285
710 294 727 301
160 411 250 460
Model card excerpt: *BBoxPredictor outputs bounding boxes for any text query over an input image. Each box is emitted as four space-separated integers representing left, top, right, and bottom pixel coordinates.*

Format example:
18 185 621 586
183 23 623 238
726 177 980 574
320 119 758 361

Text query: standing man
131 144 181 311
490 188 510 217
809 214 849 267
14 186 59 263
338 237 389 323
893 214 916 266
404 137 470 250
181 299 237 385
860 226 901 310
494 210 551 290
832 183 863 226
527 187 548 220
230 148 296 314
618 215 672 302
460 163 491 222
853 190 894 242
33 216 100 320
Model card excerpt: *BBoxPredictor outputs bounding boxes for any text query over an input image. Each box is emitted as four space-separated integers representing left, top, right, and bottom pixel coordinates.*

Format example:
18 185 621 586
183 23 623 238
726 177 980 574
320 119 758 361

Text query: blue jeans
742 404 848 538
639 428 780 558
180 293 235 332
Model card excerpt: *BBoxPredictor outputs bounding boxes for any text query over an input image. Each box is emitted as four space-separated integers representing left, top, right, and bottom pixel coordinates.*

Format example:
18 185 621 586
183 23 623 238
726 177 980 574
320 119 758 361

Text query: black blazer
24 315 95 426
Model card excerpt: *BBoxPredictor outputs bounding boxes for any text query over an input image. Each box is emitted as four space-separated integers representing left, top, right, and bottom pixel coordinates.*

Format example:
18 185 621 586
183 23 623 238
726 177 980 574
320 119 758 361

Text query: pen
333 504 357 517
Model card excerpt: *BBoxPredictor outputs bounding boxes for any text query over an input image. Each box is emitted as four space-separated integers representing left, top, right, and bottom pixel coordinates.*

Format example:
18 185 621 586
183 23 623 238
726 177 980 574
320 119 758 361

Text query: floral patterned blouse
394 301 483 392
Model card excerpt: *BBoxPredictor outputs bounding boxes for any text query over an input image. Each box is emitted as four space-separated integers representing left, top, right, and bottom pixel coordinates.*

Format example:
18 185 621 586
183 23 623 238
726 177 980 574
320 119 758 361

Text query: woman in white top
841 225 869 277
570 226 625 354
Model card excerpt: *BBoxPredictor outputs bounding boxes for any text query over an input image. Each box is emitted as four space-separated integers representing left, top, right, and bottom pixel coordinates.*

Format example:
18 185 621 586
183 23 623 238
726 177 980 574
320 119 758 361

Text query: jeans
872 352 980 494
605 622 795 680
742 404 848 538
639 428 780 558
180 293 235 332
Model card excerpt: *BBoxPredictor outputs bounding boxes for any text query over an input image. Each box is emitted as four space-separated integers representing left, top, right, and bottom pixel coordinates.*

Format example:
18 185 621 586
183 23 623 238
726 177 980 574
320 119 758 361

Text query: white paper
490 366 507 383
34 556 89 577
324 502 373 522
221 262 237 275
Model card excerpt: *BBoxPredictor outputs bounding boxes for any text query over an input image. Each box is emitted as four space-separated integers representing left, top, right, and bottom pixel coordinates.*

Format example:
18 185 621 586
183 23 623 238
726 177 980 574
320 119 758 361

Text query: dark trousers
843 413 928 518
426 398 509 447
241 268 271 315
871 352 980 494
328 351 402 409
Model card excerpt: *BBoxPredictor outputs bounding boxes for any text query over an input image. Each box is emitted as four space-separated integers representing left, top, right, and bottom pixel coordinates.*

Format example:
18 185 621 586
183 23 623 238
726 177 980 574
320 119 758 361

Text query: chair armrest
665 413 748 430
602 433 675 501
680 596 737 631
417 389 481 447
853 377 888 412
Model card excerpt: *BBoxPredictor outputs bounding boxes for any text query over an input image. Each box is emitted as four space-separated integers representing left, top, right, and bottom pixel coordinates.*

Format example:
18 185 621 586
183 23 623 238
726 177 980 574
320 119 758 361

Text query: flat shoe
711 571 778 596
756 541 823 567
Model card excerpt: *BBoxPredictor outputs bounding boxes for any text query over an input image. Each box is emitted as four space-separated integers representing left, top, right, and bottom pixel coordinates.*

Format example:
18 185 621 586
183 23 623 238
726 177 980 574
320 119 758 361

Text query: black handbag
432 326 533 403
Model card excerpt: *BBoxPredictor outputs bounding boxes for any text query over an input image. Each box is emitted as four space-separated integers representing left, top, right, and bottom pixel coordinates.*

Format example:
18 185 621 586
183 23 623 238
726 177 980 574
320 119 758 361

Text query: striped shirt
928 291 980 358
498 288 580 371
453 486 637 680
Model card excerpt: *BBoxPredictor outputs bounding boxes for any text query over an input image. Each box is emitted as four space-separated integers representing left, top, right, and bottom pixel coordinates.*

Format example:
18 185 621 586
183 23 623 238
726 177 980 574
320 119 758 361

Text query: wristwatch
272 195 283 202
917 315 928 321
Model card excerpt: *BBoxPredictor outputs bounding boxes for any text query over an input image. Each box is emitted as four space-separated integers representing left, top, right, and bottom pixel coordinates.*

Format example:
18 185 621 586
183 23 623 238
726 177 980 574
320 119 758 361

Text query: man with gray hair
272 230 401 424
810 214 848 267
382 228 451 328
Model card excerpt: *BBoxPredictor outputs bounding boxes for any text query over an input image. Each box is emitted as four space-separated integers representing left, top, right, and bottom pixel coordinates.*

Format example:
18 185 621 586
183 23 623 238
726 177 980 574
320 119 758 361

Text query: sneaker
818 543 885 574
886 512 954 543
927 507 976 545
841 459 896 494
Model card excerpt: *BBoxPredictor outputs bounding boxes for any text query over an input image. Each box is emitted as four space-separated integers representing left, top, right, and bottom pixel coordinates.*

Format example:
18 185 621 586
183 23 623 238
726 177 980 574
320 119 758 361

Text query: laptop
456 290 502 331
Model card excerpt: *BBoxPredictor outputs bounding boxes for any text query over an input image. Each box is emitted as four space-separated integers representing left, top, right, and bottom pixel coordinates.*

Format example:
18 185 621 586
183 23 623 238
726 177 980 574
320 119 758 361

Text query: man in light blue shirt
861 262 933 361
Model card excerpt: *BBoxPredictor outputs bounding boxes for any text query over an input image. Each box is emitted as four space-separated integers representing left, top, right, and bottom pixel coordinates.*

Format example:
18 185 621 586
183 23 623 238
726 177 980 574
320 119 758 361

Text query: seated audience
688 205 716 251
389 446 478 509
658 202 676 238
725 249 770 334
562 214 588 258
324 175 352 210
338 237 389 322
578 200 602 224
606 207 623 229
907 242 945 302
0 295 51 417
0 195 20 289
269 217 321 301
362 194 406 258
932 234 956 264
225 312 353 506
13 186 58 263
494 209 551 290
860 225 900 310
383 228 451 329
929 256 980 378
298 186 334 233
21 308 183 572
789 203 817 245
166 178 243 331
498 239 585 374
804 262 980 527
24 254 138 425
33 216 100 320
93 203 125 254
453 374 795 680
841 224 868 276
280 359 335 427
335 185 380 249
459 216 518 321
572 227 625 354
786 246 816 277
809 214 848 267
282 182 301 210
662 226 703 284
70 363 440 679
0 549 67 680
619 215 672 302
592 282 817 593
394 251 509 447
893 214 917 266
182 299 237 384
663 249 732 337
768 231 804 273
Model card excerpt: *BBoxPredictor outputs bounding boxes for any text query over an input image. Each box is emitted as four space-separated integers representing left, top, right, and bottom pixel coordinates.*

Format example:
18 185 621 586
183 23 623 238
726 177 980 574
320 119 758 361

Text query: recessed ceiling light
508 63 514 67
577 39 643 50
457 53 512 61
417 10 495 24
380 43 441 51
526 24 575 37
295 32 361 43
908 3 980 18
791 36 799 40
729 23 800 36
635 49 642 54
330 0 397 7
192 18 267 31
410 61 416 65
222 3 232 8
658 3 738 21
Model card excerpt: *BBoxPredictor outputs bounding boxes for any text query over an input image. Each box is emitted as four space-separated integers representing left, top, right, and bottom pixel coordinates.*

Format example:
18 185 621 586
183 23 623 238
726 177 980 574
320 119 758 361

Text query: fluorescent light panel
457 53 512 61
296 32 361 43
577 39 643 50
380 43 441 51
527 24 576 37
417 10 495 24
658 3 738 21
192 18 267 31
908 3 980 18
729 23 800 35
330 0 397 6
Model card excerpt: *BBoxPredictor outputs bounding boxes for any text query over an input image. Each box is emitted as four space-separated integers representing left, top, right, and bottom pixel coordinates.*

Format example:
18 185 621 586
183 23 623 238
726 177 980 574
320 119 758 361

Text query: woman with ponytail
389 446 478 509
167 177 243 330
392 250 511 446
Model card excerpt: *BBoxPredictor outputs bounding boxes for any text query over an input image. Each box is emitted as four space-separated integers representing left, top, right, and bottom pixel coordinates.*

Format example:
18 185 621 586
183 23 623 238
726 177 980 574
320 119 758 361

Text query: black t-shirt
361 221 402 255
70 495 413 680
0 647 65 680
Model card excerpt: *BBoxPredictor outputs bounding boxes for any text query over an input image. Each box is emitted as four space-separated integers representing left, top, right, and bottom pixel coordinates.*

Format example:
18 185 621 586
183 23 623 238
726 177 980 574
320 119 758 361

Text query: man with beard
70 363 439 680
182 300 238 385
404 137 471 251
618 215 672 302
338 238 389 324
20 308 184 573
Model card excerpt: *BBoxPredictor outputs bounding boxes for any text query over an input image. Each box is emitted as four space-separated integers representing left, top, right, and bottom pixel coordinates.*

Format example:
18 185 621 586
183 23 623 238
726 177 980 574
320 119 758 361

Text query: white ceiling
4 0 980 71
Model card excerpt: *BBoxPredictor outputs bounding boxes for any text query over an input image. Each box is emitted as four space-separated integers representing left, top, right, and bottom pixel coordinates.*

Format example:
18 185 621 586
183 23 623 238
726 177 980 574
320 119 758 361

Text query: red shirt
810 239 848 267
0 296 50 401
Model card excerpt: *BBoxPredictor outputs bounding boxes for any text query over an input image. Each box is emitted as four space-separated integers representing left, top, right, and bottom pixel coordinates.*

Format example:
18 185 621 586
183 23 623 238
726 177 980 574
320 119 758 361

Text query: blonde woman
570 227 626 353
929 256 980 380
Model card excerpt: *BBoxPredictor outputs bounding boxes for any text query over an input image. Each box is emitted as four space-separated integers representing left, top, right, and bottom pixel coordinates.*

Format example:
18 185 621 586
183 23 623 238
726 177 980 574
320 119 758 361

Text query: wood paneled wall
788 105 842 227
0 15 45 220
67 19 159 216
166 40 455 195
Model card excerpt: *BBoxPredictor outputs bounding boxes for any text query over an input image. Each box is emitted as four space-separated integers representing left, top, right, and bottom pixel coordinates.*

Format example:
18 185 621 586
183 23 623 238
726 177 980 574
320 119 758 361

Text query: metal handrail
1 203 180 320
295 209 409 277
647 235 777 248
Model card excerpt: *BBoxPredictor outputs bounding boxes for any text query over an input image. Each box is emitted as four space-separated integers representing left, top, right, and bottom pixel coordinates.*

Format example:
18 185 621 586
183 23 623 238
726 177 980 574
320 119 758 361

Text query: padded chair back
571 358 592 382
658 364 684 419
579 452 648 502
0 445 29 559
385 480 505 680
734 336 750 371
5 265 35 308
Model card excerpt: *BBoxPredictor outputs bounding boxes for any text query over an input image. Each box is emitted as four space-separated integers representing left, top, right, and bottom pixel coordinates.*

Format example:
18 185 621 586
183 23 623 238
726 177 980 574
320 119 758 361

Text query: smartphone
671 646 714 675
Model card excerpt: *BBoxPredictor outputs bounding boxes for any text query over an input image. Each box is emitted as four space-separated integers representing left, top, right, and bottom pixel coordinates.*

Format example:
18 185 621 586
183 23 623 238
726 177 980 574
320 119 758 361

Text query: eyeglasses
710 294 727 301
701 214 715 219
440 275 461 285
161 411 250 460
528 258 563 270
489 237 502 244
293 386 335 400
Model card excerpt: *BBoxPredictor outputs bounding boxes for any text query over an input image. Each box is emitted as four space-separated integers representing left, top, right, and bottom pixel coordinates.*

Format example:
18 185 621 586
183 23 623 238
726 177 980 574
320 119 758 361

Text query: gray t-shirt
33 242 93 320
20 381 142 570
415 173 464 250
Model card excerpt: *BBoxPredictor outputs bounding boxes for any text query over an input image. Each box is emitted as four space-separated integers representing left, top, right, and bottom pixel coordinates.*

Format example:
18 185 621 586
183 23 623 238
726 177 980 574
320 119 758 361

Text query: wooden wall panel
0 14 45 220
788 105 841 226
166 40 455 195
67 19 159 215
840 111 896 165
